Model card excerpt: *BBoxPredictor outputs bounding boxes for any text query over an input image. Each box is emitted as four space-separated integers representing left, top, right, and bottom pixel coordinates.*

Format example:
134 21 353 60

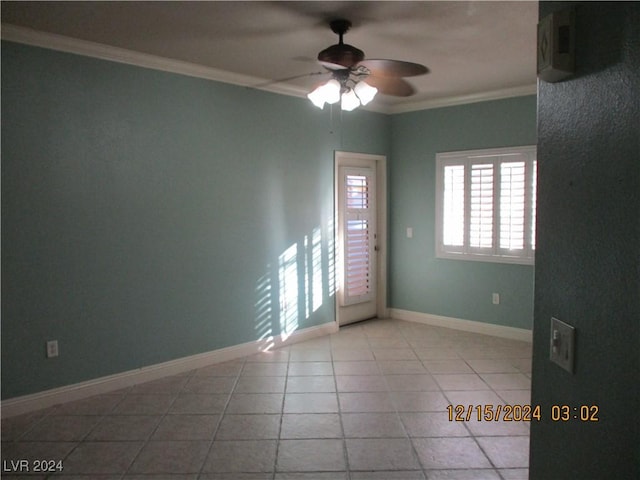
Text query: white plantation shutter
443 165 465 248
345 219 370 298
346 174 369 209
499 160 526 251
436 146 536 264
342 170 375 305
469 163 494 250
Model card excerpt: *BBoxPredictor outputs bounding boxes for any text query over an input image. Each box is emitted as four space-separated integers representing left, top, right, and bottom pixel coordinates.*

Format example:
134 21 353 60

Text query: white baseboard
1 321 338 418
390 308 532 343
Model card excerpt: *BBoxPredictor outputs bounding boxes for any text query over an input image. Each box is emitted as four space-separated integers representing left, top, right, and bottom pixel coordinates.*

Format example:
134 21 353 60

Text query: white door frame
334 151 388 326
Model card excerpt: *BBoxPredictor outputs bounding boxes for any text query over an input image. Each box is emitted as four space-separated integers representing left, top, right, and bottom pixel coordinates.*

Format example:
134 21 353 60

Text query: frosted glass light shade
355 81 378 105
341 89 360 111
322 79 341 104
308 79 375 111
307 86 326 108
307 79 341 109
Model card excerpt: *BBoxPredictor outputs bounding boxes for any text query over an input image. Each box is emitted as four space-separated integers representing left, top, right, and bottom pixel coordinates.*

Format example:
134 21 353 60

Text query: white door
335 152 386 326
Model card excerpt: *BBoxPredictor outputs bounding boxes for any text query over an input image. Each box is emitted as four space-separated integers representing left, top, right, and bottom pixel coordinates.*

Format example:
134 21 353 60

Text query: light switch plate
46 340 59 358
550 317 575 373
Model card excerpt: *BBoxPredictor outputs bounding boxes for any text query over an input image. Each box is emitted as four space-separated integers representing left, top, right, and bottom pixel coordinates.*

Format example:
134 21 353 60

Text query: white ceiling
1 1 539 113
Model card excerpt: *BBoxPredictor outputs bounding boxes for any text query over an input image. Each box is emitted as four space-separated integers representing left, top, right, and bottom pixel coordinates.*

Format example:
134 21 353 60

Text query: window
342 169 376 305
435 146 537 265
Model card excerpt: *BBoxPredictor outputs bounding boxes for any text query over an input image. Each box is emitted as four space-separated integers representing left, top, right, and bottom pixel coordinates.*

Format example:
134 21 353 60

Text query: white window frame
435 145 537 265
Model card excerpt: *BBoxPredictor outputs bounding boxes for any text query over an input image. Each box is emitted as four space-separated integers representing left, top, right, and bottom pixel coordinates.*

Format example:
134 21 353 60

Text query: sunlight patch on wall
311 227 324 313
278 243 299 341
304 235 311 320
327 215 336 297
254 264 274 351
256 218 336 345
303 226 325 320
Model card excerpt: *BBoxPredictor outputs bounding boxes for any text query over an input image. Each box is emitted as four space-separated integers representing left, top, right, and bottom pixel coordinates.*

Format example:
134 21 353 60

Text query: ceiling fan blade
364 76 416 97
358 59 429 77
319 60 350 71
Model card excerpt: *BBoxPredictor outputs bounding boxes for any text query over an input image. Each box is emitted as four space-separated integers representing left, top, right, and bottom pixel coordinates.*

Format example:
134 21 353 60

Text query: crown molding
2 23 536 115
387 83 538 114
0 24 308 98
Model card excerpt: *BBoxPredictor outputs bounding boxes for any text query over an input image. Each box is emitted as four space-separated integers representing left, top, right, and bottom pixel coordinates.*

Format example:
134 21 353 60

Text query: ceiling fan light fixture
307 79 341 109
341 89 360 111
307 86 326 109
307 84 325 108
308 78 377 111
308 18 429 111
322 79 341 104
354 81 378 105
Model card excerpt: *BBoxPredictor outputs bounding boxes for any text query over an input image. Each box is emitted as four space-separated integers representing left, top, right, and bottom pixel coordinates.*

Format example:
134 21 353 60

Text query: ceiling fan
308 19 429 110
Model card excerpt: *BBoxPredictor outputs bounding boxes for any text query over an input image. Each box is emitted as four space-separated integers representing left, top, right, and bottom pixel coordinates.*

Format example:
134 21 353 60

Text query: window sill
436 251 535 266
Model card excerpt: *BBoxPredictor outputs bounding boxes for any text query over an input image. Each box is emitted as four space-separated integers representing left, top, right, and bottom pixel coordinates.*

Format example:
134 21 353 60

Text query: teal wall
1 42 390 399
1 41 537 401
389 96 537 329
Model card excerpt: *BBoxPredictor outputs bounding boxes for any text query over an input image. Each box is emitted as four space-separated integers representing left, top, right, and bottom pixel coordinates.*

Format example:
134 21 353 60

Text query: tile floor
1 318 532 479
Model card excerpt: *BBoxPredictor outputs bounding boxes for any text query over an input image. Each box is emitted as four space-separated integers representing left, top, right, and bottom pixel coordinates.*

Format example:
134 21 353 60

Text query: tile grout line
196 355 248 478
50 386 135 477
121 376 190 477
272 349 291 478
110 358 245 478
331 331 353 480
396 320 446 479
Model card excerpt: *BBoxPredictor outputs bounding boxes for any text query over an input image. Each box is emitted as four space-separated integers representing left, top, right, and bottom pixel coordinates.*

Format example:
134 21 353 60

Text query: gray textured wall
530 2 639 478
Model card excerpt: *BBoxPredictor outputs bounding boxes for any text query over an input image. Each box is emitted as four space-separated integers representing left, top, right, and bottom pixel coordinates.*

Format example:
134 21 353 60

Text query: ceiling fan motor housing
318 19 364 68
318 44 365 68
313 18 429 98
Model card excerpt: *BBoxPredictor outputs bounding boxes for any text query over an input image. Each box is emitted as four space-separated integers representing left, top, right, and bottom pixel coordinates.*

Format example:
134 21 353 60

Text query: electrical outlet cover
550 317 575 373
